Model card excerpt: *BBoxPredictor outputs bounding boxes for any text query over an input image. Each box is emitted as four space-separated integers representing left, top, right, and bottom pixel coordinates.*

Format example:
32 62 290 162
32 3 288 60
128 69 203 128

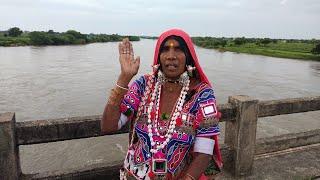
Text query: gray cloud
0 0 319 39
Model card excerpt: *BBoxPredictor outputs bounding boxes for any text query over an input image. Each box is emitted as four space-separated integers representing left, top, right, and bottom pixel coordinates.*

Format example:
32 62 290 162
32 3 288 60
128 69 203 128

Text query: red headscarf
152 29 223 173
153 28 212 86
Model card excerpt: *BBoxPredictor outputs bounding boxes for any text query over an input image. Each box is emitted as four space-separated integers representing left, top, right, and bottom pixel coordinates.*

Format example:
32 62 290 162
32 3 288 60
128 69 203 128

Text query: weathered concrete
0 112 21 180
22 162 122 180
20 140 320 180
15 96 320 146
217 143 320 180
255 129 320 155
218 103 237 122
8 96 320 179
16 115 131 145
20 133 129 179
15 104 237 145
258 96 320 117
225 95 259 177
16 115 101 145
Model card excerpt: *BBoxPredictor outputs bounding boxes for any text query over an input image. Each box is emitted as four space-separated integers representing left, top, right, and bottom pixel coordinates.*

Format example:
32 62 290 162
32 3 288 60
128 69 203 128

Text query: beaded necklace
129 70 190 154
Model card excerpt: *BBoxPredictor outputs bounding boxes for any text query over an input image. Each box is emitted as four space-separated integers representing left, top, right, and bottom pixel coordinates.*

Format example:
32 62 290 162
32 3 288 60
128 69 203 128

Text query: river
0 39 319 174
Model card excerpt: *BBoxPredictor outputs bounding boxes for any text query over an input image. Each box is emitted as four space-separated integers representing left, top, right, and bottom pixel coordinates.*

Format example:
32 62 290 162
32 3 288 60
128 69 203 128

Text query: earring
152 64 160 71
186 65 196 77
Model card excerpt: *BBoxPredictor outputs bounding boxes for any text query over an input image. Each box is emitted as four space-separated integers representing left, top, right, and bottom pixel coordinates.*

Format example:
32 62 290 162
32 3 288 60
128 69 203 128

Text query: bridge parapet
1 95 320 179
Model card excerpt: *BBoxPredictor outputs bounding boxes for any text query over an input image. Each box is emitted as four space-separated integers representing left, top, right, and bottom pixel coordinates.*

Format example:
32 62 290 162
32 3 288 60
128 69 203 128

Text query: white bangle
193 137 215 155
116 83 129 91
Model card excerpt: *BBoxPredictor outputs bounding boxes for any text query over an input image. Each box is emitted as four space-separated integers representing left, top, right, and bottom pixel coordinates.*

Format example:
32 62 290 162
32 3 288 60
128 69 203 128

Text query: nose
166 49 177 60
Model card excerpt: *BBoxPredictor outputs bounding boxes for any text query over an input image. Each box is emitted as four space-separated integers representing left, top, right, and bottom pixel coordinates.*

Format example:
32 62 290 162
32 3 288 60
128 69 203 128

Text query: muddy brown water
0 39 319 174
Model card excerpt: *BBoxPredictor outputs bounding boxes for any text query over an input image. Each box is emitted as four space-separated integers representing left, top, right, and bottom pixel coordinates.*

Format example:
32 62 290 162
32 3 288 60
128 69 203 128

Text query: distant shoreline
192 37 320 61
0 29 141 47
0 35 140 47
1 29 319 61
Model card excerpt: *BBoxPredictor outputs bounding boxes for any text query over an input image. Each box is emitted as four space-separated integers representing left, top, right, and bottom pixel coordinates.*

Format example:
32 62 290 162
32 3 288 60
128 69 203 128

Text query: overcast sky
1 0 319 39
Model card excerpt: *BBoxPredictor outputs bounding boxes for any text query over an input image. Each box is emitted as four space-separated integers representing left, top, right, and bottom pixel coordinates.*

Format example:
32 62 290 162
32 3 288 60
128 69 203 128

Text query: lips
165 64 178 70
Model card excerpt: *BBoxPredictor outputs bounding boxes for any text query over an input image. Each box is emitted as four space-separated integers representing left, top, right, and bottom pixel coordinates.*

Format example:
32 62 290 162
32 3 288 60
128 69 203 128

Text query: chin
163 71 183 79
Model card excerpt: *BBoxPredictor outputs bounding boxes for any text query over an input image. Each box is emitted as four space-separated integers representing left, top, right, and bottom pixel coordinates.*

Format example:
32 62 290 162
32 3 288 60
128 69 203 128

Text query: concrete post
0 112 21 180
224 95 259 177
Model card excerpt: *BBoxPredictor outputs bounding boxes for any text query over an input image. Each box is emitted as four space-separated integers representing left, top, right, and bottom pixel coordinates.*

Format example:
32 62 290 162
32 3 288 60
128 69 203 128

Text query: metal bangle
186 173 196 180
116 83 129 91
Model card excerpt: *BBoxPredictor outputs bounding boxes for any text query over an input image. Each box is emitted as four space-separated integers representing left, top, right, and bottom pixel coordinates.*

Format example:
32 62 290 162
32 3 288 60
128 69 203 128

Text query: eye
162 46 169 52
175 46 183 52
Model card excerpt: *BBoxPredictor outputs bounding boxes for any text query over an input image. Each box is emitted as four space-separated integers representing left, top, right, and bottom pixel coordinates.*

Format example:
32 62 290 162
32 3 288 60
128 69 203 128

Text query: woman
101 29 222 180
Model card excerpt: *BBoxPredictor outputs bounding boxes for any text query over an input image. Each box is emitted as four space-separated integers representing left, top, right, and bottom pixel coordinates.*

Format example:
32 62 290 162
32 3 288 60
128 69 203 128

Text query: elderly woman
101 29 222 180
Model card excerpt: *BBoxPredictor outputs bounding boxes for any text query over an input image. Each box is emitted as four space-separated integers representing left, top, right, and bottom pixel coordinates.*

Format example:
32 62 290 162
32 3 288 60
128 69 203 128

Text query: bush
234 37 246 45
8 27 23 37
128 36 140 41
1 28 139 46
29 32 53 45
311 43 320 54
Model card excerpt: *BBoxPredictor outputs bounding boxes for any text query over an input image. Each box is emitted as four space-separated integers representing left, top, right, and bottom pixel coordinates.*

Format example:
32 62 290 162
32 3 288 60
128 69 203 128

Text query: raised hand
118 38 140 83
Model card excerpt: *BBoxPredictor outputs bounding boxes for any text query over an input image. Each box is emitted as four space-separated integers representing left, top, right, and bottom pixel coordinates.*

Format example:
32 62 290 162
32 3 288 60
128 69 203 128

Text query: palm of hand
118 38 140 78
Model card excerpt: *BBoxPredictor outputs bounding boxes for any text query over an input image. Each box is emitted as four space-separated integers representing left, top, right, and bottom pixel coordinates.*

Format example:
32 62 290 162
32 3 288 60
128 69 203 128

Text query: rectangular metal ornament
152 158 167 174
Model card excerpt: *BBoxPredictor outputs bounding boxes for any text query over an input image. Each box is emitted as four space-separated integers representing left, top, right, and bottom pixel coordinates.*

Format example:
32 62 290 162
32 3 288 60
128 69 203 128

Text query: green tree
311 43 320 54
48 30 55 34
65 30 87 44
220 39 227 47
8 27 23 37
50 35 69 45
234 37 246 45
62 34 76 44
109 34 122 41
261 38 271 46
66 30 85 38
29 31 53 45
128 36 140 41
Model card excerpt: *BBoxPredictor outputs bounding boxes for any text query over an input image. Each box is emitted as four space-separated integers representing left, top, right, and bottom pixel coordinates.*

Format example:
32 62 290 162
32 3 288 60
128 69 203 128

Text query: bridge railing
1 95 319 179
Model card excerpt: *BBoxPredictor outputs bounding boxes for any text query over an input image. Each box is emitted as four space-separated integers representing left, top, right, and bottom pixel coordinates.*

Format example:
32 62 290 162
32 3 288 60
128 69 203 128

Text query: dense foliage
0 28 140 46
8 27 23 37
192 37 320 61
311 43 320 54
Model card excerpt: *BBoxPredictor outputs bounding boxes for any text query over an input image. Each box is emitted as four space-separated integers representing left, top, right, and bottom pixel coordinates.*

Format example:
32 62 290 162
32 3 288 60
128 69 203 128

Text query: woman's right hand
118 38 140 85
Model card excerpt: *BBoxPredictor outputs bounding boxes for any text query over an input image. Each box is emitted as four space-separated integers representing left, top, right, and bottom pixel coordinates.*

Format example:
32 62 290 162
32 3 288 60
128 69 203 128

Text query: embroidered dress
118 29 223 180
119 75 221 179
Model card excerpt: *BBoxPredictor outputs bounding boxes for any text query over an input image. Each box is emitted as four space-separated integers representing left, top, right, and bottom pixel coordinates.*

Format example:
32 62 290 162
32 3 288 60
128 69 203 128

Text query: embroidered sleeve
193 87 221 137
120 75 147 120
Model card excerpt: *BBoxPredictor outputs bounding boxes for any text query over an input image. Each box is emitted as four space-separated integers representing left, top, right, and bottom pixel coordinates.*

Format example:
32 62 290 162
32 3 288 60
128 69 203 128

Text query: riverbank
223 43 320 61
193 37 320 61
0 30 140 47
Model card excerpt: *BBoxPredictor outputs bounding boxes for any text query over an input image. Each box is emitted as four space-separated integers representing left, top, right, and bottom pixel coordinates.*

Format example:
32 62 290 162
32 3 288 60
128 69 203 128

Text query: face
159 38 186 80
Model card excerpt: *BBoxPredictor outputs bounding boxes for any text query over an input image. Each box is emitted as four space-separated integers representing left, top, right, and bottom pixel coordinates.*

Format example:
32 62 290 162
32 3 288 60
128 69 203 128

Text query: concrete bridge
1 95 320 179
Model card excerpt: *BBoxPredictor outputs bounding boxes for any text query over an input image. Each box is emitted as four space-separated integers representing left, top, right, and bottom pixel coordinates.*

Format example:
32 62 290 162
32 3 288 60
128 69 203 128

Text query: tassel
152 64 160 71
148 171 155 179
176 117 182 126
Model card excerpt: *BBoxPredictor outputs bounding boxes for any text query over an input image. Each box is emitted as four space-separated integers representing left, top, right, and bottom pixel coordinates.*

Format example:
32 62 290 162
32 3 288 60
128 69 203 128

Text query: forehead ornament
169 42 174 47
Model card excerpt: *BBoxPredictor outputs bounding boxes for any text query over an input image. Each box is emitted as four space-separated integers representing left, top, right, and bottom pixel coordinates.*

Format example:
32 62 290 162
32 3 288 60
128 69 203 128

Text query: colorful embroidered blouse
120 74 220 179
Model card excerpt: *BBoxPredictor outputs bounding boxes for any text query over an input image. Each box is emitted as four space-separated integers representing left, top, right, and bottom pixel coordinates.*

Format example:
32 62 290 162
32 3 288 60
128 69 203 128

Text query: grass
224 44 320 61
195 41 320 61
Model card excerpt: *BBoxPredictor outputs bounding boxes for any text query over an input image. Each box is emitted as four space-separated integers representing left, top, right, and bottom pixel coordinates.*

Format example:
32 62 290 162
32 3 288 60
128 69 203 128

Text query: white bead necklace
147 71 190 154
129 71 190 154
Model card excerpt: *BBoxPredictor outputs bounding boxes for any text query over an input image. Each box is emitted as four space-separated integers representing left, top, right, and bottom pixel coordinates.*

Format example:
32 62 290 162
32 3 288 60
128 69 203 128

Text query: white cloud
280 0 288 5
45 0 103 9
0 0 319 39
